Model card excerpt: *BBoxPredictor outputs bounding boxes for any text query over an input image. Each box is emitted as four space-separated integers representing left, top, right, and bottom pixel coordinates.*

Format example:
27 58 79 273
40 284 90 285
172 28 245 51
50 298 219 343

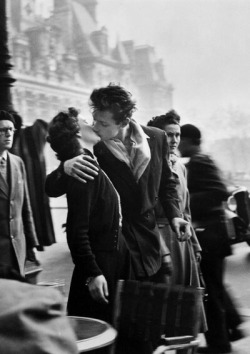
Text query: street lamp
0 0 16 111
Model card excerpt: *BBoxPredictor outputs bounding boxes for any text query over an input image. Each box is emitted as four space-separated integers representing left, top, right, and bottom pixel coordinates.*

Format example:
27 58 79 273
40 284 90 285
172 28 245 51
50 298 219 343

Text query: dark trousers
196 224 242 351
201 255 230 350
0 236 20 274
201 256 242 351
224 288 242 331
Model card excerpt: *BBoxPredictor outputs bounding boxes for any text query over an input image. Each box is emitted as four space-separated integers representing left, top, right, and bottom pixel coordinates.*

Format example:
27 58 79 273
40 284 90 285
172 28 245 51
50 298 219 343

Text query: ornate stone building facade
8 0 173 125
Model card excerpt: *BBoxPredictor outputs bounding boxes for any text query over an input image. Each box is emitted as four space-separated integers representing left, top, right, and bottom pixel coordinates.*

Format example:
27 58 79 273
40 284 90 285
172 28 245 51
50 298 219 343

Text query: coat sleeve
45 163 67 197
67 180 102 279
21 160 39 248
187 155 228 220
159 133 181 221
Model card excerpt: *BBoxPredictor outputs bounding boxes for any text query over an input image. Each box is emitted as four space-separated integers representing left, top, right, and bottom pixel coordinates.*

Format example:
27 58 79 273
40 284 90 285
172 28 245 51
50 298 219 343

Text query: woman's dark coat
46 155 125 321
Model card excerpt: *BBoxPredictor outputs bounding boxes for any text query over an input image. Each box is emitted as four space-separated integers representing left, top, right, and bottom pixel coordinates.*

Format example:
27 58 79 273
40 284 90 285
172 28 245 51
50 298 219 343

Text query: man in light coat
0 110 38 275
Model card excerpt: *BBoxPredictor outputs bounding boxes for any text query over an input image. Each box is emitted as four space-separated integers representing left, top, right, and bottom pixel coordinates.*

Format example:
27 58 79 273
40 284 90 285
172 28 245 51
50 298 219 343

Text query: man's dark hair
47 107 82 161
147 110 180 130
89 83 137 124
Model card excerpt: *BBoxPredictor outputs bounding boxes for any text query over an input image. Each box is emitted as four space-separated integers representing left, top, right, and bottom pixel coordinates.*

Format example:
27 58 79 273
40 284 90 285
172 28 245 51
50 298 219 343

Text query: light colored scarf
104 119 151 182
169 153 178 171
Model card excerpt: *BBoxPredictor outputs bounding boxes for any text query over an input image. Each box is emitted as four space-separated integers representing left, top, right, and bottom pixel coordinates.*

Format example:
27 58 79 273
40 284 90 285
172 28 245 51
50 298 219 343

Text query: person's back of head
179 123 202 157
47 107 83 162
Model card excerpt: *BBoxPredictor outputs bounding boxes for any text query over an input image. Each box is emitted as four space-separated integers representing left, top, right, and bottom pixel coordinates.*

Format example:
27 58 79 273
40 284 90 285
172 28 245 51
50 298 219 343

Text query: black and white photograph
0 1 250 353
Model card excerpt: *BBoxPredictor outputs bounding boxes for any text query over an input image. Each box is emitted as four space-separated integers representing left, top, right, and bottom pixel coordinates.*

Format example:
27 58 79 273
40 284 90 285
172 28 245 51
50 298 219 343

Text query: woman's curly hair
147 110 181 130
89 83 137 124
47 107 83 161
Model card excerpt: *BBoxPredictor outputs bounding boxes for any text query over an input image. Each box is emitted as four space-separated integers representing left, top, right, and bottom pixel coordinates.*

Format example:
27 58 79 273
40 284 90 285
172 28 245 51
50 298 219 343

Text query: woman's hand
87 275 109 304
64 154 99 183
171 217 191 241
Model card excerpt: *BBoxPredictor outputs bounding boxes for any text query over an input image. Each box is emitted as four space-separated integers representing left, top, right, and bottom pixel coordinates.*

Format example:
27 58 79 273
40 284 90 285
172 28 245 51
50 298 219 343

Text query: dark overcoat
11 120 55 249
46 154 126 321
94 125 181 277
186 153 231 258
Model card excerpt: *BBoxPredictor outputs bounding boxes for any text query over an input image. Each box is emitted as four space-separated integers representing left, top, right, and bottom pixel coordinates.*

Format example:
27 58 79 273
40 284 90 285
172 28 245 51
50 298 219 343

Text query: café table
68 316 117 353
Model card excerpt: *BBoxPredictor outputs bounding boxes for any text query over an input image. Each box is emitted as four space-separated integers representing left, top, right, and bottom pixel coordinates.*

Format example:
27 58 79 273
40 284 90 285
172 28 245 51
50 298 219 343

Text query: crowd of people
0 83 245 354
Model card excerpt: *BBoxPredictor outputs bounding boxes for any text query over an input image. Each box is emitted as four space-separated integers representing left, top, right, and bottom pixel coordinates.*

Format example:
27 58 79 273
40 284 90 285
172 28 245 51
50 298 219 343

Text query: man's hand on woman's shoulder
171 217 191 242
64 154 99 183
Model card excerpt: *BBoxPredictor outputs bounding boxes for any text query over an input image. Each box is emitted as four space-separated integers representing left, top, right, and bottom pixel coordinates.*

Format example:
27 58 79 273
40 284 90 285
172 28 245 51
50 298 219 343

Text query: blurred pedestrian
0 110 38 276
46 84 191 283
179 123 243 354
46 108 128 322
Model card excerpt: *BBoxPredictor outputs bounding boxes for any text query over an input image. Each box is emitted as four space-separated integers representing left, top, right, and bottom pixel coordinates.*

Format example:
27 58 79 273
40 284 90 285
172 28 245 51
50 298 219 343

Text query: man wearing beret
0 110 38 276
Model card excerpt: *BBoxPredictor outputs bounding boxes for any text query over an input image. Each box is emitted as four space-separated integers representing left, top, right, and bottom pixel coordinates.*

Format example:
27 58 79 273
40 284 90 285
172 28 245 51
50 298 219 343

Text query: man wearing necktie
0 111 38 275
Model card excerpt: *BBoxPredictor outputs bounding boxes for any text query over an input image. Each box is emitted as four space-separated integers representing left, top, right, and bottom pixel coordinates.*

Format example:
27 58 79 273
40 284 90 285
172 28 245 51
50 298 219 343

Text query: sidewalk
36 242 73 298
37 242 250 354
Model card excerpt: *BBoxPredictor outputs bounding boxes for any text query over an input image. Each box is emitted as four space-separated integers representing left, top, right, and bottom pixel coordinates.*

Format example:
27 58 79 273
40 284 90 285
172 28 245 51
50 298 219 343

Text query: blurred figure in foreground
0 265 78 354
179 124 243 354
0 110 38 276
